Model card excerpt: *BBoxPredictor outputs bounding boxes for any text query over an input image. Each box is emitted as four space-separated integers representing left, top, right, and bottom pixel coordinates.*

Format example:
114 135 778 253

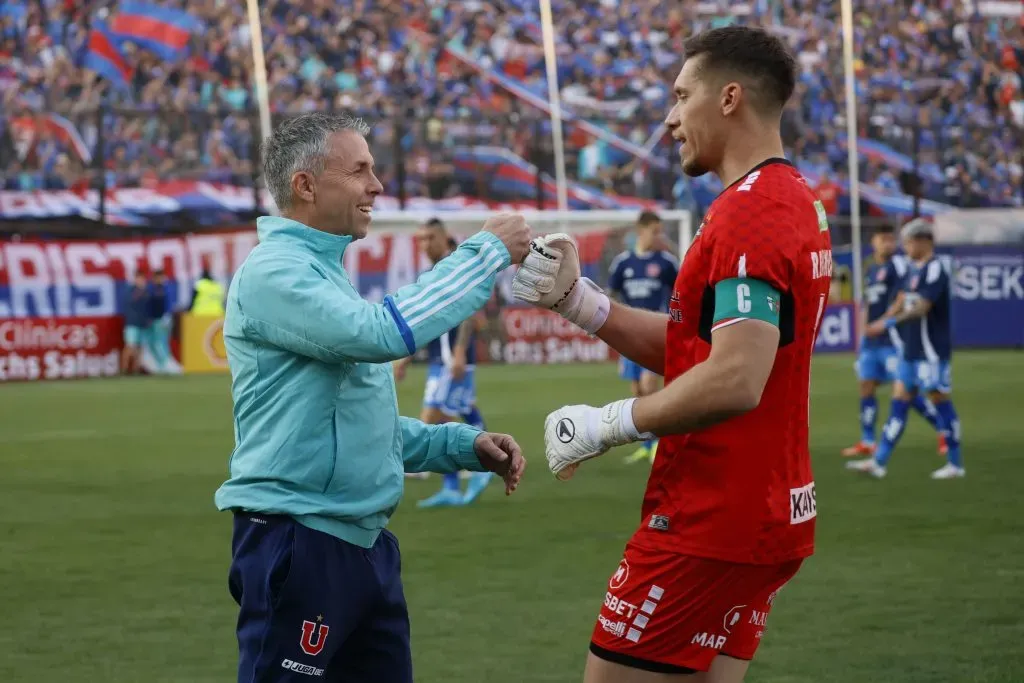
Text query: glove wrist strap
561 278 610 334
580 286 610 334
599 398 644 447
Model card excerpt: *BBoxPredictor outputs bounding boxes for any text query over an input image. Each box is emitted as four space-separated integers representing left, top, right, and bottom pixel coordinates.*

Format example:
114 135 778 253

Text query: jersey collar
256 215 353 260
719 157 794 195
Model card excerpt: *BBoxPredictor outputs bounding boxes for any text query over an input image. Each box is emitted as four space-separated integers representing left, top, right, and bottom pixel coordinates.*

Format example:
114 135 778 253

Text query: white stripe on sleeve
405 258 505 328
397 243 504 320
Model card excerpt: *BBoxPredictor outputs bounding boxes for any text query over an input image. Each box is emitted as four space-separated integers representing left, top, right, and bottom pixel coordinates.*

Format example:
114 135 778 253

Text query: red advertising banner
500 307 615 364
0 317 124 382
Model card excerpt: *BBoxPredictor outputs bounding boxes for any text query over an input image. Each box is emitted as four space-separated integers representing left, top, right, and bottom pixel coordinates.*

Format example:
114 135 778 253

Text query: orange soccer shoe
841 442 877 458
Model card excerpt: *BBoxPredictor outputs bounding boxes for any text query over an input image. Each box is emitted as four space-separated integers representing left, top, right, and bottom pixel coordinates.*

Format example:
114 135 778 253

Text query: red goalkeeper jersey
636 159 832 565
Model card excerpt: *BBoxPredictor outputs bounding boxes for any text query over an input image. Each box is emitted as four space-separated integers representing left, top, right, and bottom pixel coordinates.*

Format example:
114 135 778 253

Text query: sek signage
950 247 1024 347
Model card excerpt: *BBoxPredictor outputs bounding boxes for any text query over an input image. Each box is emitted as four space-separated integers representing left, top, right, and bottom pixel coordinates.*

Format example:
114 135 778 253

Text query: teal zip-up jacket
214 216 511 548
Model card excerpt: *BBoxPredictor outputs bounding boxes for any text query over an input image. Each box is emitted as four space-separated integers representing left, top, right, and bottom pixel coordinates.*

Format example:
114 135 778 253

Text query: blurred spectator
121 270 151 376
1 0 1021 209
146 269 173 375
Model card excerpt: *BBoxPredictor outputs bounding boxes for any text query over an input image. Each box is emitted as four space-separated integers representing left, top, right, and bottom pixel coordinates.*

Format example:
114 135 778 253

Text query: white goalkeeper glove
544 399 652 480
511 233 611 334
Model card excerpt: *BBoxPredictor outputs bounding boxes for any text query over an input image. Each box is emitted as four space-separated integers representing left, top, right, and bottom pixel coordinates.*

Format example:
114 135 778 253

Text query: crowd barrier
0 230 1019 380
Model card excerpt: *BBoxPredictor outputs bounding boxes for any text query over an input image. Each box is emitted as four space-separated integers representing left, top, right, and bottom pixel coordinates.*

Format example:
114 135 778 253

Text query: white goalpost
538 0 569 213
840 0 864 308
245 0 273 146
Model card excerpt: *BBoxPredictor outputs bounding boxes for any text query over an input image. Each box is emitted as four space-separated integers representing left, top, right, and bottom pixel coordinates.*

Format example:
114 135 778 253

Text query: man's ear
291 171 315 204
720 81 743 117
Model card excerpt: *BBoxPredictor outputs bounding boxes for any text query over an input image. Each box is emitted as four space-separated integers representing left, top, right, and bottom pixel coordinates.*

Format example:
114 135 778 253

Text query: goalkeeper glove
511 233 611 334
544 399 651 480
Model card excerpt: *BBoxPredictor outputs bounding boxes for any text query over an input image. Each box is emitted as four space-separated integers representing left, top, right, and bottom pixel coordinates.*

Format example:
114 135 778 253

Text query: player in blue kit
606 211 679 464
842 224 946 458
847 218 965 479
394 219 493 506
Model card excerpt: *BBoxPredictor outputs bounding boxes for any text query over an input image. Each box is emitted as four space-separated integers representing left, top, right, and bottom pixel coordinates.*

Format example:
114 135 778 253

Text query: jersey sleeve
706 198 795 331
235 232 508 364
917 259 948 303
399 418 484 473
887 257 908 290
607 252 628 294
660 251 680 288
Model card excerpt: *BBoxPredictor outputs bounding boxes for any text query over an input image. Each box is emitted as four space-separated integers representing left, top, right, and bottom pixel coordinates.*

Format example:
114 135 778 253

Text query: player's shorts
618 358 654 382
123 325 143 347
589 542 803 674
228 513 411 683
423 363 476 417
897 358 952 394
856 345 899 382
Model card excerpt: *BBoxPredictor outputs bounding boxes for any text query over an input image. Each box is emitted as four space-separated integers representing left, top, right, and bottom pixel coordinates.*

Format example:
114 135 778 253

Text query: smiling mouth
357 205 373 216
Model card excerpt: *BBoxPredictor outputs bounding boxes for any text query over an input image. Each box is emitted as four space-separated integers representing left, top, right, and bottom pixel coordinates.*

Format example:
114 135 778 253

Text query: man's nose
368 172 384 195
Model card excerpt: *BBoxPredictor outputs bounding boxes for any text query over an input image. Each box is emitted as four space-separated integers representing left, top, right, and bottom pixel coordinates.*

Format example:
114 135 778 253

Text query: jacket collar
256 216 353 260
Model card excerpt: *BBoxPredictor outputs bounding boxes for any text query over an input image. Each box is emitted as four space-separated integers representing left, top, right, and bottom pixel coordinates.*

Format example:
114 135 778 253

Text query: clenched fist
512 234 611 334
483 213 532 264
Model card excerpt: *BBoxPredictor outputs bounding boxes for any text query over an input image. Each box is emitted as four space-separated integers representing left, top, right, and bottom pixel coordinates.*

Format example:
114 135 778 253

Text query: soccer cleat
930 463 966 480
841 442 876 457
937 433 949 456
461 472 494 504
845 458 887 478
624 445 652 465
416 488 465 509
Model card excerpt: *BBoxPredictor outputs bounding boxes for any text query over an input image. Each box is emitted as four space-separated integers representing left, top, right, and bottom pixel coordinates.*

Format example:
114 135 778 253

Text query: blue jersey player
607 211 679 464
842 225 946 458
847 219 964 479
394 219 493 506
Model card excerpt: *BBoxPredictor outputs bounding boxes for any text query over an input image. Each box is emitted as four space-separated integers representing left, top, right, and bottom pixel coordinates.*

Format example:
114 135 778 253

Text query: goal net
355 209 694 364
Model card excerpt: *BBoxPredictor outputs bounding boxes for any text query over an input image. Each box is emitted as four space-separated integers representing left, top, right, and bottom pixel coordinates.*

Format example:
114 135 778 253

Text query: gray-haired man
214 112 530 682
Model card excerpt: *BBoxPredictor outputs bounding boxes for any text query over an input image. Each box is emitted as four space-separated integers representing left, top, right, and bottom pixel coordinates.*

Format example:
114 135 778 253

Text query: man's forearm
453 319 473 353
891 299 930 324
595 301 667 375
389 232 510 353
631 356 759 435
630 321 779 436
398 417 483 474
873 293 903 323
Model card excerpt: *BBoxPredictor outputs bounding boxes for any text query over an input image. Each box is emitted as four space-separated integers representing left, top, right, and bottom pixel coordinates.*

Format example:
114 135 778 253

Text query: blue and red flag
110 2 204 62
83 23 133 91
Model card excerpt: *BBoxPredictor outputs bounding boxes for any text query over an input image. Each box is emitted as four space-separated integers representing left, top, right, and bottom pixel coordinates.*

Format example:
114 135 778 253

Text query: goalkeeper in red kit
513 27 832 683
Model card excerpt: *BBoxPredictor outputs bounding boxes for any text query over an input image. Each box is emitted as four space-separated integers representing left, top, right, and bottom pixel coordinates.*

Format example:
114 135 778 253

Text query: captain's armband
711 277 781 331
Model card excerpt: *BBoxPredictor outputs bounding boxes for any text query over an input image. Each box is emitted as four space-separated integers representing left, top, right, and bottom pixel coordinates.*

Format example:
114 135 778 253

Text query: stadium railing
2 105 679 232
4 105 1021 236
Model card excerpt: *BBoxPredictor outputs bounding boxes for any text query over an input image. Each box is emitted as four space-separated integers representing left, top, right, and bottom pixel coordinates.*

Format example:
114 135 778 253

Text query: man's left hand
864 320 886 337
474 432 526 495
451 351 467 381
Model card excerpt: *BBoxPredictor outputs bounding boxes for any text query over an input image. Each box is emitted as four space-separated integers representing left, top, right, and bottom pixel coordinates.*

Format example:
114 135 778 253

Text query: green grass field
1 351 1022 683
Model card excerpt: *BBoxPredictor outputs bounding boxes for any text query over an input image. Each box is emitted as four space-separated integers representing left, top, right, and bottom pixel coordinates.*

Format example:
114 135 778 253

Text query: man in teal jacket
215 112 530 683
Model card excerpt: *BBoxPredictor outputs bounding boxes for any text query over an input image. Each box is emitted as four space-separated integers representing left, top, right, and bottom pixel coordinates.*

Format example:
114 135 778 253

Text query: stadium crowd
1 0 1022 209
